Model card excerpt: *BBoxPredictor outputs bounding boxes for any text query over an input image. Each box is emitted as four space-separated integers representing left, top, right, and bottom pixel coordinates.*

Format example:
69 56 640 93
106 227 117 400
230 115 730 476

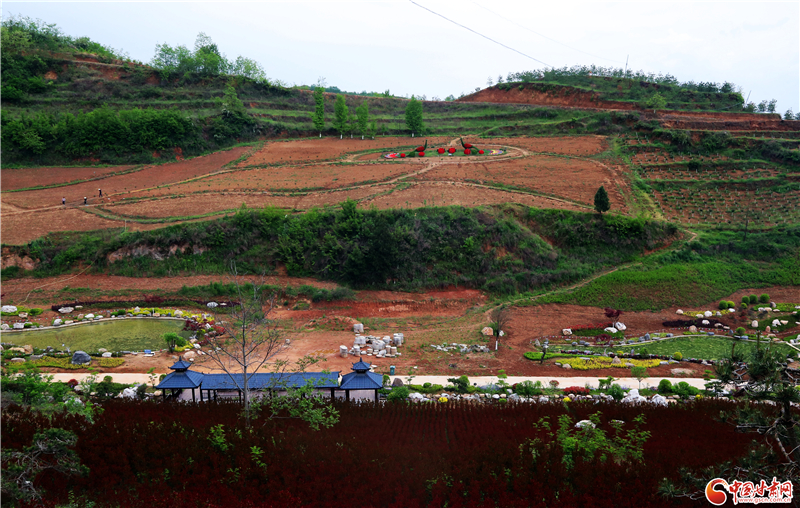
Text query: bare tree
490 306 511 351
204 264 287 425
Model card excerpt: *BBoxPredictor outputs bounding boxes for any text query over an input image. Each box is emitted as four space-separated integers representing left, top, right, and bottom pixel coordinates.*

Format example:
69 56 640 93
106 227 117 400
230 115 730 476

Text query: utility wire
408 0 550 67
470 1 625 65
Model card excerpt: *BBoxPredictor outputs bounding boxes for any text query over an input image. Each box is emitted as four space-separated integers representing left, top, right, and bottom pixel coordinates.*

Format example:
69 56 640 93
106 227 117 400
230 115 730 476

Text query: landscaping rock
676 309 683 315
611 356 621 365
71 351 91 365
751 320 759 328
562 328 572 336
354 323 364 333
13 323 24 329
575 420 596 429
614 322 627 331
101 352 112 358
10 358 25 363
120 387 139 399
0 324 9 330
58 307 74 314
85 314 95 320
392 378 404 387
481 326 494 336
704 311 713 318
644 333 651 340
651 394 668 406
562 364 572 370
604 327 618 333
98 348 108 353
1 305 18 313
701 320 710 325
689 325 698 333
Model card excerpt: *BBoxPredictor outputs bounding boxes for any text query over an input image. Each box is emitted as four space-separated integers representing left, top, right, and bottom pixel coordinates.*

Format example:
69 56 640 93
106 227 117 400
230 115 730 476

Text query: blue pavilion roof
155 369 205 389
351 359 372 372
339 370 383 390
200 372 340 391
169 360 193 371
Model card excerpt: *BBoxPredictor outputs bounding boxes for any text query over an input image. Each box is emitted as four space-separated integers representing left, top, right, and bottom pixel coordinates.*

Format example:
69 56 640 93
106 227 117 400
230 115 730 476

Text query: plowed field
1 165 136 190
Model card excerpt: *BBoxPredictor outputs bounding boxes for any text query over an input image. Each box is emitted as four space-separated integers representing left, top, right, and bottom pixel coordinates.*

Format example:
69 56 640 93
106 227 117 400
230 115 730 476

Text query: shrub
735 327 746 335
740 302 748 309
759 294 769 303
741 296 749 304
727 301 736 309
607 384 624 401
718 301 728 310
514 380 543 397
563 386 590 396
387 385 410 402
98 358 124 368
748 295 758 304
658 379 673 394
673 352 683 361
673 381 700 398
447 375 471 394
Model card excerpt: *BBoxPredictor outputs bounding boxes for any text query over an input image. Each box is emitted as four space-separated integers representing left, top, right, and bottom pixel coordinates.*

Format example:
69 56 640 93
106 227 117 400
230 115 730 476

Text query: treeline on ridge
6 205 678 294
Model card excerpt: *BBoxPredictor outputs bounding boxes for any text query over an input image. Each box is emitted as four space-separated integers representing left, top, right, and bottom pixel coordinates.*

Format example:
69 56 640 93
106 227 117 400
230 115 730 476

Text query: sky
4 1 799 113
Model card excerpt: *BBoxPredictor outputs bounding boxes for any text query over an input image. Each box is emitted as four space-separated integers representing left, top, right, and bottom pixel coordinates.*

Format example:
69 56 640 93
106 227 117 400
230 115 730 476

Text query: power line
470 1 625 65
408 0 550 67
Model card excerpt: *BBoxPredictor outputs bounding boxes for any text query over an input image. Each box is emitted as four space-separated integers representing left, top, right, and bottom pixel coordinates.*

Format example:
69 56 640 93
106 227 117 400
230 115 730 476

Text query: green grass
587 335 795 361
2 319 189 352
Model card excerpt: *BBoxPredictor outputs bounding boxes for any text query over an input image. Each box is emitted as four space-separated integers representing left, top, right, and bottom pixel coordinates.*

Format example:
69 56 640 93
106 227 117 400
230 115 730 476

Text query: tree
785 108 795 120
490 305 511 351
631 366 648 389
163 331 182 353
203 264 289 425
355 101 370 139
404 96 425 136
645 92 667 112
1 428 88 503
312 87 325 136
594 186 610 214
219 84 246 117
333 94 349 138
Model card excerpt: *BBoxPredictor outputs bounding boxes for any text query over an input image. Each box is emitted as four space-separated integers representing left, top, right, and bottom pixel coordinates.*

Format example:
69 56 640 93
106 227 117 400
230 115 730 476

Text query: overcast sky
4 1 799 113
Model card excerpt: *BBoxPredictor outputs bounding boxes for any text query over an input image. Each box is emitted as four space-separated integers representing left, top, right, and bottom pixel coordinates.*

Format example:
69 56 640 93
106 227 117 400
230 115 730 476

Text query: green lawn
589 335 795 361
2 319 190 352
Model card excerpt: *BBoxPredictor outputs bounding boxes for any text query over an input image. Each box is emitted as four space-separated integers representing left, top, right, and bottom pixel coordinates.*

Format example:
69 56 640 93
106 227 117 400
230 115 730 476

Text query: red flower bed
400 153 406 158
437 148 445 154
478 149 484 154
448 147 456 154
570 322 614 331
418 152 425 157
563 386 591 396
1 400 760 507
464 149 471 155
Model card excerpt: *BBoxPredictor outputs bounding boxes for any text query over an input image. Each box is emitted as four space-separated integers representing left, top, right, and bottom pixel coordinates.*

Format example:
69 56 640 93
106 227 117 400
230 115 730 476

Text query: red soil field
103 186 382 218
411 155 628 211
134 162 413 197
0 208 123 245
1 146 248 209
482 135 607 155
239 136 453 166
1 165 136 190
361 181 588 211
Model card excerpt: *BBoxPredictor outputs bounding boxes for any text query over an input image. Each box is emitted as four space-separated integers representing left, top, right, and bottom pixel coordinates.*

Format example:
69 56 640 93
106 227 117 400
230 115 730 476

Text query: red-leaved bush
1 399 759 507
438 148 445 154
418 152 425 157
478 149 484 154
448 147 456 154
464 149 471 155
563 386 591 396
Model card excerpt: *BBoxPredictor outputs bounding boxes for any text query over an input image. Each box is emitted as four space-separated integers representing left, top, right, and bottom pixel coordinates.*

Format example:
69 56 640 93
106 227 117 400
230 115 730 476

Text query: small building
155 358 384 403
338 359 383 402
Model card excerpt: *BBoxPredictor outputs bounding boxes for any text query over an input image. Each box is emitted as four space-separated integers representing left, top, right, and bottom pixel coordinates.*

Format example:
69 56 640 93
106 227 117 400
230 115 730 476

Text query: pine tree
404 96 425 136
594 186 610 214
312 87 325 137
333 95 349 138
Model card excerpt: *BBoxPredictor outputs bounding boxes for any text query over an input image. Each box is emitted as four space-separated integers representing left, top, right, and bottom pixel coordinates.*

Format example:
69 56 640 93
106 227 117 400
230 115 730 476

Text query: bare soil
1 166 136 191
239 137 453 166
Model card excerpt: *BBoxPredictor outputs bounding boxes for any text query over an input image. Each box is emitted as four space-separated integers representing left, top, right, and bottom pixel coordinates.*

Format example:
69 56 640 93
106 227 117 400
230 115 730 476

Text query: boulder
689 325 698 333
562 364 572 370
611 356 621 365
604 327 618 334
704 311 713 318
1 305 18 313
101 352 112 358
701 320 710 325
751 320 759 328
408 392 425 401
651 394 668 406
98 348 108 353
575 420 596 429
13 323 24 329
58 307 74 314
676 309 683 315
392 377 404 387
614 322 627 331
0 324 9 330
183 351 196 360
120 387 138 399
562 328 572 336
481 326 494 336
174 310 183 317
772 319 782 327
10 357 25 363
70 351 92 365
85 313 95 320
353 323 364 333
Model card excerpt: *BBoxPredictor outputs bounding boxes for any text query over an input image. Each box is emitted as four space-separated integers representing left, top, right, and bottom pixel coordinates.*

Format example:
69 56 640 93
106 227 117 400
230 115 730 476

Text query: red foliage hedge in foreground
2 399 757 507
